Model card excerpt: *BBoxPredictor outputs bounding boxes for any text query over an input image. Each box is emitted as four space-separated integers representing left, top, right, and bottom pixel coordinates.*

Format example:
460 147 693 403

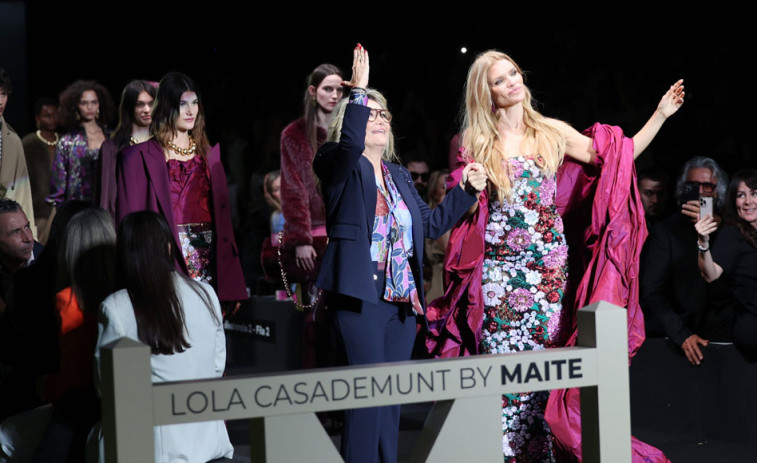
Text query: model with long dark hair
115 72 246 306
98 80 156 216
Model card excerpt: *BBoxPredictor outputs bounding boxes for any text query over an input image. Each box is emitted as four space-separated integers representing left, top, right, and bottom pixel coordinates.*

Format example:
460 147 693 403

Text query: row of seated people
0 200 233 463
637 156 757 366
633 156 757 452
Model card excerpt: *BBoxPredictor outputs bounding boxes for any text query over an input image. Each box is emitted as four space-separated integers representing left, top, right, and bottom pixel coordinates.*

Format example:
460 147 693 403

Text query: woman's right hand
342 44 369 89
694 214 718 243
295 244 317 271
681 199 700 223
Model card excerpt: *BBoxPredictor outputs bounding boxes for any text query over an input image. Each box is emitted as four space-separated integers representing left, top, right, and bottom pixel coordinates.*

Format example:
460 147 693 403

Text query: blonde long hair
327 88 399 163
462 50 566 202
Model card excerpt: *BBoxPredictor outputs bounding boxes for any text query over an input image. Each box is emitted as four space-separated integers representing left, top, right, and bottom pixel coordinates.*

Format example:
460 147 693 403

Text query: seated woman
36 206 116 463
695 168 757 355
313 45 487 463
95 211 232 463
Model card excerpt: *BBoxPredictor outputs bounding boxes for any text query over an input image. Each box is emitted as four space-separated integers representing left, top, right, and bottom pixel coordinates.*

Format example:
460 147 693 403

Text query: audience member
641 156 734 365
98 80 156 217
34 207 115 463
263 169 284 238
696 168 757 357
47 80 115 209
0 199 42 316
240 170 273 294
0 200 90 424
21 98 59 244
404 153 430 199
637 165 670 227
0 199 43 427
447 133 462 171
258 170 287 291
0 68 37 239
424 168 450 302
95 211 233 462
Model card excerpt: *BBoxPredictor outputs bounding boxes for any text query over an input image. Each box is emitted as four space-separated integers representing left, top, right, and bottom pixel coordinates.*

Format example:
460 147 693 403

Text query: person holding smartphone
695 168 757 355
640 156 735 365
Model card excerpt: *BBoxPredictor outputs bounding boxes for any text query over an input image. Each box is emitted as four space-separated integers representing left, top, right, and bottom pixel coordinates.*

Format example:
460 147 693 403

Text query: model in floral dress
481 154 568 462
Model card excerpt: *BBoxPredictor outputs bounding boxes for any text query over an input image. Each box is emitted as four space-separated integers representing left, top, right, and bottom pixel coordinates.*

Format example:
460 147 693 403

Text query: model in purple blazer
115 138 246 303
115 72 246 304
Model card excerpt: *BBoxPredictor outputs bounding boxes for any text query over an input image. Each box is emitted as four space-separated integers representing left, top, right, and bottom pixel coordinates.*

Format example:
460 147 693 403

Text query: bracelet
697 241 710 253
349 88 368 106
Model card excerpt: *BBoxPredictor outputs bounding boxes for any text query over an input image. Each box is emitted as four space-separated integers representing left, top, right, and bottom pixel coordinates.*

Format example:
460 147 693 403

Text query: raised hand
658 79 685 118
342 43 369 89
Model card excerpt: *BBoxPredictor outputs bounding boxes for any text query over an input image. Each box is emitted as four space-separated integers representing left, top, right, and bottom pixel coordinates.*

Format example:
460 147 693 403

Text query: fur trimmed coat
279 118 326 248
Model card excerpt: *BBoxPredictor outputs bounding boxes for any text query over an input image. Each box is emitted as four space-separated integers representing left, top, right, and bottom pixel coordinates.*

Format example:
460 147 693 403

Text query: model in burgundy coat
115 138 246 303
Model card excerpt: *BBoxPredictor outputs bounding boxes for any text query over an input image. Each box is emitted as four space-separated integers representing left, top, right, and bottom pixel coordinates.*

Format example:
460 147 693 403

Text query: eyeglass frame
684 181 717 194
368 108 392 123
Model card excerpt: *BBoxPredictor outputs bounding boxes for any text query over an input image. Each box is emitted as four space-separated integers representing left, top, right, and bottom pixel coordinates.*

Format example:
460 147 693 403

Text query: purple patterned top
46 130 104 207
371 162 423 314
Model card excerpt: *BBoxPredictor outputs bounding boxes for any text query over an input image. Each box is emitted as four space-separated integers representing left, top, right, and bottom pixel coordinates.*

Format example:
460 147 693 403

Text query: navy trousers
332 267 417 463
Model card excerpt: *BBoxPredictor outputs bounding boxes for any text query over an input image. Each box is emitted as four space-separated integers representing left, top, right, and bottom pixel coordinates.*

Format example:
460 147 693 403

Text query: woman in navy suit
313 45 488 463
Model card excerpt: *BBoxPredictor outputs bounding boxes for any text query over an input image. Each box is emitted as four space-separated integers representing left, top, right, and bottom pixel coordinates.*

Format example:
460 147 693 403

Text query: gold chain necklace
35 130 58 147
167 136 196 156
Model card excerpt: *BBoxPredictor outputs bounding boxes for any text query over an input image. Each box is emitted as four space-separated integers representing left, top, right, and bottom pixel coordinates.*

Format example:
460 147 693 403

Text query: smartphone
699 196 713 219
682 182 699 203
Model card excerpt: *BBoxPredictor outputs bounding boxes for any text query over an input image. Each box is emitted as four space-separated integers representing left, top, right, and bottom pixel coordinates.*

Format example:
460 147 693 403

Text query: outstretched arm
561 79 685 163
632 79 685 158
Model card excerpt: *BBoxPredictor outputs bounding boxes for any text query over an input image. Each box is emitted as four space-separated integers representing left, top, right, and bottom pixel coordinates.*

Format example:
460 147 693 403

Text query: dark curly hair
58 79 115 132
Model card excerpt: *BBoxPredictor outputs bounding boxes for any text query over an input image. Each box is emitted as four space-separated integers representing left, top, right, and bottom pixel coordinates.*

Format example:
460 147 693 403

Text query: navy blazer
313 104 476 315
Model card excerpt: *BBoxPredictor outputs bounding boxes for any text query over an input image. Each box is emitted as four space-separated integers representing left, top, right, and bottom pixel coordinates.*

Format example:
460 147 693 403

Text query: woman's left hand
342 44 370 89
460 162 488 193
657 79 685 118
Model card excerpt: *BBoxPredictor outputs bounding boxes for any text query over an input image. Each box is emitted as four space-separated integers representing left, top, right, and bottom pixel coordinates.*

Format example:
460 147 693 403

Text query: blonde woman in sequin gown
432 50 685 462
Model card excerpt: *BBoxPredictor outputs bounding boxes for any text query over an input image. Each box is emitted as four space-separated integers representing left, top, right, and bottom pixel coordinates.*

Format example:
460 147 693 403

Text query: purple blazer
98 138 119 217
115 139 247 302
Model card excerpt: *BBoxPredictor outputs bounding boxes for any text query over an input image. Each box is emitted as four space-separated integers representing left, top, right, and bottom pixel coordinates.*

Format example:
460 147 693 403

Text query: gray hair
674 156 729 211
60 208 116 311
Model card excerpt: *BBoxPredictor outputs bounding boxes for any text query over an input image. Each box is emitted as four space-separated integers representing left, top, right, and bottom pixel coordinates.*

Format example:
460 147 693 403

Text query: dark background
4 2 756 179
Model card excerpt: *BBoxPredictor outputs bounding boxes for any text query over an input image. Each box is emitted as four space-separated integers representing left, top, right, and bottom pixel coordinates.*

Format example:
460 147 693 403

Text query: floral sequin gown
481 155 568 462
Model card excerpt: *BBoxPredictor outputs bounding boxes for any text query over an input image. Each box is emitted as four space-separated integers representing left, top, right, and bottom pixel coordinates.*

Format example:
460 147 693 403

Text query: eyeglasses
368 109 392 122
687 181 717 194
410 171 429 181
